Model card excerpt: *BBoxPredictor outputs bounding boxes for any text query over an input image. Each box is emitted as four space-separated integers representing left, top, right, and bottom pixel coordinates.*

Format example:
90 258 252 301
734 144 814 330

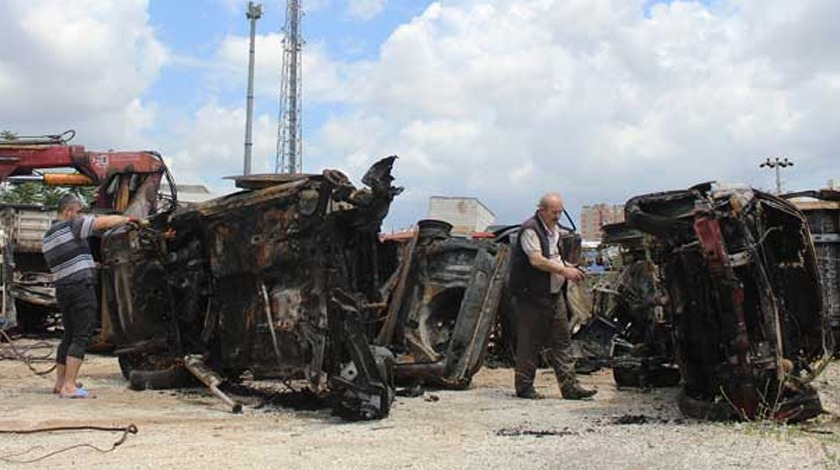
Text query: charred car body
784 189 840 344
100 157 509 419
590 222 681 390
377 219 510 389
621 182 830 421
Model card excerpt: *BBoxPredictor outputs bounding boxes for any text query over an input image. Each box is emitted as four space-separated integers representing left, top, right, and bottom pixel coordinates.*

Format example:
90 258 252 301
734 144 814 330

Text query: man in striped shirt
42 193 134 398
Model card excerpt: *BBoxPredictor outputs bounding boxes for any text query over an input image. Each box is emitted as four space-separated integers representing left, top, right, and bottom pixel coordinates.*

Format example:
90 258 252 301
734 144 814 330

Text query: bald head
537 192 564 227
538 192 563 210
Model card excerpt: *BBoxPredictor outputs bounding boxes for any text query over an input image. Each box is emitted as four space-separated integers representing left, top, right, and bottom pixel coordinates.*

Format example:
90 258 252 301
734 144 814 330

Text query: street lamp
243 1 263 176
759 156 794 194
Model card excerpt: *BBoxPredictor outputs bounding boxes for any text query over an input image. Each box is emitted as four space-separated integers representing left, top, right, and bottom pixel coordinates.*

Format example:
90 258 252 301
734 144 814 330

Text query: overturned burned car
98 157 508 420
377 219 509 389
590 222 681 390
621 182 831 421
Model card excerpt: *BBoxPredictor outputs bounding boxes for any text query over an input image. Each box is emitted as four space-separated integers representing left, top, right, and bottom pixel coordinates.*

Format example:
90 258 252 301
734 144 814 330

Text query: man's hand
527 251 586 282
561 265 586 282
127 216 149 227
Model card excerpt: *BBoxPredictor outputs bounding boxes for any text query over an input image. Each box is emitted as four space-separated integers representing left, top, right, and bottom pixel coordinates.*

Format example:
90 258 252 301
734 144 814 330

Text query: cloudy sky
1 0 838 229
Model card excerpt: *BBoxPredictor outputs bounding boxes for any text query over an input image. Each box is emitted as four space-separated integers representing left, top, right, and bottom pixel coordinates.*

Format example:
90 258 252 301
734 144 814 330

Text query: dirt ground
2 339 840 470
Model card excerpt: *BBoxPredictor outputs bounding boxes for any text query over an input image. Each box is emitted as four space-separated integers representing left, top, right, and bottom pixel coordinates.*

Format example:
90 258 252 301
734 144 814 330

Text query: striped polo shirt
42 215 97 286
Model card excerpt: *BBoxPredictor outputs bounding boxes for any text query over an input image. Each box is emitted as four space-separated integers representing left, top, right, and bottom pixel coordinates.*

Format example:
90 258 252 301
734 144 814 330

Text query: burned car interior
98 156 510 420
622 182 831 421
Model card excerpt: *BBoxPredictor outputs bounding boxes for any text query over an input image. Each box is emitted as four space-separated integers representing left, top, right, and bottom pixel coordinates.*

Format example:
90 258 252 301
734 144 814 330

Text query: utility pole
275 0 303 174
759 156 794 194
243 2 263 176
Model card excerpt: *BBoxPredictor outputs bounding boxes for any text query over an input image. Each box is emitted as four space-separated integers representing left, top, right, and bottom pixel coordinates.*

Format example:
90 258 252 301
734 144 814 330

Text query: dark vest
509 213 559 298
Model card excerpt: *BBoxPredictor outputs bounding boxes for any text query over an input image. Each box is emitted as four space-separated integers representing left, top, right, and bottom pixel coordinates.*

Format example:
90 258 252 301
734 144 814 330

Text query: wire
0 329 56 376
752 226 782 249
0 424 138 463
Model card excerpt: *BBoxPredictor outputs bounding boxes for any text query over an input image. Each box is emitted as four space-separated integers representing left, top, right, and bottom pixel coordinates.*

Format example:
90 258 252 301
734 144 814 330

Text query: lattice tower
275 0 303 173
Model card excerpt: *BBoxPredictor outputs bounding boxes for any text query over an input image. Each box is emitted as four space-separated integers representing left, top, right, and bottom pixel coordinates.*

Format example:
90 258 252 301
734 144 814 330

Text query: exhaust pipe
183 355 243 414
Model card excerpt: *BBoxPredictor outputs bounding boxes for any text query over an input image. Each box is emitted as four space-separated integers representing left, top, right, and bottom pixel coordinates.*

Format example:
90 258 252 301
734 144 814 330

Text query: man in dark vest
509 192 597 400
42 193 135 398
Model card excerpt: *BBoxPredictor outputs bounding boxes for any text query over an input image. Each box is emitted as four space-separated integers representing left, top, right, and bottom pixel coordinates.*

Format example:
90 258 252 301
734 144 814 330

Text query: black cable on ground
0 329 56 376
0 424 138 463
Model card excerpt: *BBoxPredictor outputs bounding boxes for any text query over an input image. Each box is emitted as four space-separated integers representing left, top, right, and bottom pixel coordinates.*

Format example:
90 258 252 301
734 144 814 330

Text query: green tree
74 186 96 206
42 186 68 210
0 182 94 209
0 130 17 140
0 182 43 205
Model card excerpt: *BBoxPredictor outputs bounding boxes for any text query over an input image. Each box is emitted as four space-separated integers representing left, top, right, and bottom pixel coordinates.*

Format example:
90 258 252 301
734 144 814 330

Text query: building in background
161 183 215 206
580 203 625 242
427 197 495 235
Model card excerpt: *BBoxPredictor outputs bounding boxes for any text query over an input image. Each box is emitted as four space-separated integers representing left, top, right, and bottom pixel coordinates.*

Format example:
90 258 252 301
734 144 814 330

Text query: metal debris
621 182 830 422
99 157 508 420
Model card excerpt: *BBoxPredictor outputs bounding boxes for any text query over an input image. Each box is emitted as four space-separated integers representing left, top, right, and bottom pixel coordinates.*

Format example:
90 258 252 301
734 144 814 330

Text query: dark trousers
514 293 576 393
55 281 98 364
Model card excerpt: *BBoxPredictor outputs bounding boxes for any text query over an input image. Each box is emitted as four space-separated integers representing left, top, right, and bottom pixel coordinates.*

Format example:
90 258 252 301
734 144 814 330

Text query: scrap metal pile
100 157 510 420
4 133 831 422
605 182 832 421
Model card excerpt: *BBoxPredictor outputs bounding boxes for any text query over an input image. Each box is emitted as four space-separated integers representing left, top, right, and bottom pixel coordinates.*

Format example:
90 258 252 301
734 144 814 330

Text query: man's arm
526 251 585 282
92 215 132 231
521 229 585 282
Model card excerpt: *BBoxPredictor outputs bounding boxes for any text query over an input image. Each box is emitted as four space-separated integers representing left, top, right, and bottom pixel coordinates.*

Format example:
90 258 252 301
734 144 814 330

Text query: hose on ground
0 424 138 463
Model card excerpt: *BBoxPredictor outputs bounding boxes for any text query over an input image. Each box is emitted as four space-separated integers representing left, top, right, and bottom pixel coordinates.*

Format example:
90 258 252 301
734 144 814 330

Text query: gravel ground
2 339 840 470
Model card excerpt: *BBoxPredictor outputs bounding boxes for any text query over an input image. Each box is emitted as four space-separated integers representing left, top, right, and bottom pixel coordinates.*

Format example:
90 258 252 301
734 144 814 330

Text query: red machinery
0 130 176 334
0 130 176 216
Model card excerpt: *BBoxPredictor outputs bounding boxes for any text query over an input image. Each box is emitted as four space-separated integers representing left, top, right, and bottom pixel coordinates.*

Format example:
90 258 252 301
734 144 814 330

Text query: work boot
515 387 543 399
560 382 597 400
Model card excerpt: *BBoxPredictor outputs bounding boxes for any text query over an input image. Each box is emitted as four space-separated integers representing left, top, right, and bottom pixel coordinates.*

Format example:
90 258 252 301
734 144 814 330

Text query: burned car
783 188 840 346
99 157 509 420
623 182 831 421
376 219 509 389
589 222 681 389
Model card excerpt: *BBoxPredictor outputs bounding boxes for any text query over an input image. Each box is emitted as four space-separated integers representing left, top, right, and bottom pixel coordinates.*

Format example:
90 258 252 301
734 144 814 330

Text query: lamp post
759 156 794 194
243 1 263 176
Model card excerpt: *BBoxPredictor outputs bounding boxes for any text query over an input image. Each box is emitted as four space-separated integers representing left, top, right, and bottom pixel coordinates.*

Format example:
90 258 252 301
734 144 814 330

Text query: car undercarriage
618 182 831 421
99 157 509 420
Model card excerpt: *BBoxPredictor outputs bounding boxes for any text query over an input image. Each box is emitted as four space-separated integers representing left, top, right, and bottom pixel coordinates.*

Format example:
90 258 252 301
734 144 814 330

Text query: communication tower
275 0 303 174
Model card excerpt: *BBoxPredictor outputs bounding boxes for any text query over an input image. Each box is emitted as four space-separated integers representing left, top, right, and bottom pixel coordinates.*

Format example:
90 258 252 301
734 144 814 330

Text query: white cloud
214 33 350 103
4 0 839 229
346 0 388 20
291 0 840 225
0 0 167 148
165 101 277 191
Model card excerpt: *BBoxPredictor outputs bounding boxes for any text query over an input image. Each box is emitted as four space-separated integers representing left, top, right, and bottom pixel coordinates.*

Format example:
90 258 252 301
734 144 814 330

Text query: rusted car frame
100 157 508 419
589 222 681 389
377 219 510 388
784 189 840 347
624 182 831 421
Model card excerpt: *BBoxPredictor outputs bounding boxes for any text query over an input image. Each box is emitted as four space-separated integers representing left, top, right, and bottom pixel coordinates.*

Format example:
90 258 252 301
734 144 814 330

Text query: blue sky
2 0 838 231
143 0 439 179
151 1 438 170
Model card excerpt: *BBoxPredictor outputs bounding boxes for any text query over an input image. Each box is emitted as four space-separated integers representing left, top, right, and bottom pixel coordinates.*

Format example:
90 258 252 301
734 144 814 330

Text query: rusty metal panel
102 157 404 420
622 183 829 422
792 195 840 331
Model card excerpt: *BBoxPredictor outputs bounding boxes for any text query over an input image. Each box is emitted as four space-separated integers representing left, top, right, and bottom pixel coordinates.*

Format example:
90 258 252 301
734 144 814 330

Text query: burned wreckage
601 182 831 421
99 157 508 419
